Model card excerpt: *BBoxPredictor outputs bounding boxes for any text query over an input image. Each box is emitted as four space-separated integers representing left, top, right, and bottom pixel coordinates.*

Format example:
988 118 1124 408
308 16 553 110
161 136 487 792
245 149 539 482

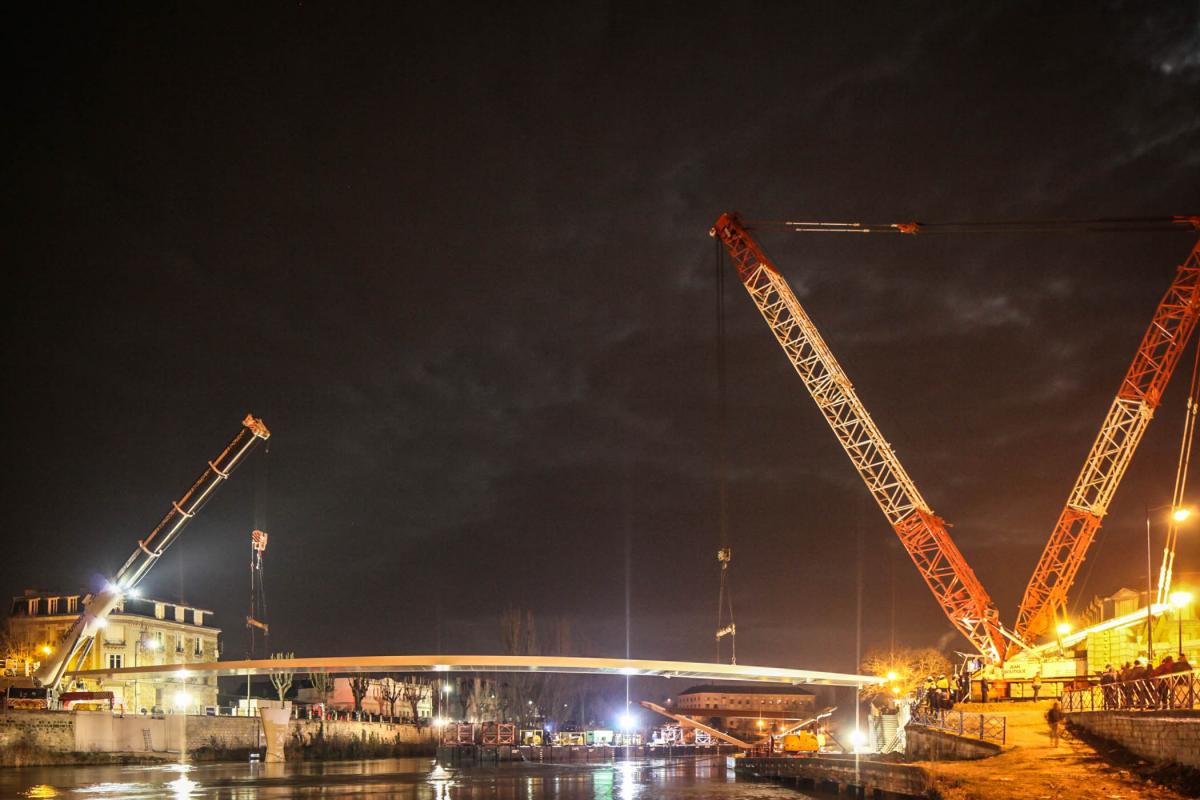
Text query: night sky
5 3 1200 676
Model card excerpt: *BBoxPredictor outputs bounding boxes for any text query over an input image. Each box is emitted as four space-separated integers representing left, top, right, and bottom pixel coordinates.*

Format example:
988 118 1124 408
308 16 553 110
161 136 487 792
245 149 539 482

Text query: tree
269 652 296 701
399 676 431 726
373 675 401 719
349 675 371 712
1 619 38 675
860 646 951 702
308 671 335 708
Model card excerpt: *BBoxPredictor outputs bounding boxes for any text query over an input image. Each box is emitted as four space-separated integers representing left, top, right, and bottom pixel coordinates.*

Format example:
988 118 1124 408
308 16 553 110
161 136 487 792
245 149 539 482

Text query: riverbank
918 701 1192 799
0 711 435 768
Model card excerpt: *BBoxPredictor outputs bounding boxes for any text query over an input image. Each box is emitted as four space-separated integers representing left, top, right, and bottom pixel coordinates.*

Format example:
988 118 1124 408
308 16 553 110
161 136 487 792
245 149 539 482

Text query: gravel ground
915 701 1194 799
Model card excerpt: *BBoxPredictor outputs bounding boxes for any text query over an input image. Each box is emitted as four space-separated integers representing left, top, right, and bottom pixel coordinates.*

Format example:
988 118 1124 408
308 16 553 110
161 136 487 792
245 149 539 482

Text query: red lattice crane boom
1014 236 1200 643
710 212 1008 662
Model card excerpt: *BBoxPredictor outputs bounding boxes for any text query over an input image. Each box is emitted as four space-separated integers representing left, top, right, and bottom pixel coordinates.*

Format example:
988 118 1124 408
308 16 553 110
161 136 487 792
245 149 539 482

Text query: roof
11 592 214 615
678 683 815 696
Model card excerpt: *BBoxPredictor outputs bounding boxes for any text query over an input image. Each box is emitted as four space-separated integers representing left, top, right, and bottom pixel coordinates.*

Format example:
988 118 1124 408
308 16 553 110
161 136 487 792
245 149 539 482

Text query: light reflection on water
0 756 819 799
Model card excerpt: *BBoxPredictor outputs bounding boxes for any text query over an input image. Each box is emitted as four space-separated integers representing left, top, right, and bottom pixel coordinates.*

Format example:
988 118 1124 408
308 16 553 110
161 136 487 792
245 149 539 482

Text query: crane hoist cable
714 238 737 665
1156 338 1200 606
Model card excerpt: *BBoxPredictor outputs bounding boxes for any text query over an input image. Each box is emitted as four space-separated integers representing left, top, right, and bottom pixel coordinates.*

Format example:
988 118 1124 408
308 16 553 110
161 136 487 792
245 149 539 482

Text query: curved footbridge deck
73 653 884 686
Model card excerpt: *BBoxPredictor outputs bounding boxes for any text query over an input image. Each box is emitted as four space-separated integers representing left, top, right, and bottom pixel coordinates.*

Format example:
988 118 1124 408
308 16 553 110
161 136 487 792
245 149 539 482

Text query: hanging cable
248 441 271 660
714 238 737 665
1157 338 1200 606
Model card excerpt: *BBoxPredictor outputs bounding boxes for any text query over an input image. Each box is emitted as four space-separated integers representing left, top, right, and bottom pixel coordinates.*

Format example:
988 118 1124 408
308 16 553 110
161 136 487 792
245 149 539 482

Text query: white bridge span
75 654 881 687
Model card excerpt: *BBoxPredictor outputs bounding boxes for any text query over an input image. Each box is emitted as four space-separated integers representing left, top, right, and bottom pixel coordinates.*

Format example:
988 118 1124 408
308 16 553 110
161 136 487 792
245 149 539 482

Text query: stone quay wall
0 711 433 755
0 711 74 751
905 724 1003 761
1067 710 1200 768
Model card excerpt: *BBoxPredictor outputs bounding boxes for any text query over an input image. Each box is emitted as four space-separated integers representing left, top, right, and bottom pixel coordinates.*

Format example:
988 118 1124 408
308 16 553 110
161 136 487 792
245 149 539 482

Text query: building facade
6 590 221 711
674 684 817 735
295 676 434 719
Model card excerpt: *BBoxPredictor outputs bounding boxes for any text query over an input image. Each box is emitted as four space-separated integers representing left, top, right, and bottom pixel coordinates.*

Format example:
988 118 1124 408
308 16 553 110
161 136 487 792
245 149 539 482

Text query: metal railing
908 707 1006 745
1063 667 1200 713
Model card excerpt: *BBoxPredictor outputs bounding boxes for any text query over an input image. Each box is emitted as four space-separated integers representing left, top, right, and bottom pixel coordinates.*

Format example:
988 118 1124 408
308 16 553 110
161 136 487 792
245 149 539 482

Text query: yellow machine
520 729 545 746
554 731 586 746
781 731 819 755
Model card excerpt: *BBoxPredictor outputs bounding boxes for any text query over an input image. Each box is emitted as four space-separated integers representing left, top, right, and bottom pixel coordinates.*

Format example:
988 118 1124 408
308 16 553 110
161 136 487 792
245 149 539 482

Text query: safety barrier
1063 668 1200 713
908 707 1006 745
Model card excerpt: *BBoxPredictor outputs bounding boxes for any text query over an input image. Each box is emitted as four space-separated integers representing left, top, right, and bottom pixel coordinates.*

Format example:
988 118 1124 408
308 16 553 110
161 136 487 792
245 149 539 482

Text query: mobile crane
5 415 269 699
712 212 1200 660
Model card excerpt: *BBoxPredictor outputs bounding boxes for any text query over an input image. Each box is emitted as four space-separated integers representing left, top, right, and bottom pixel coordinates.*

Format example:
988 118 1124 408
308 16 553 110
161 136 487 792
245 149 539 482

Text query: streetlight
1171 591 1193 657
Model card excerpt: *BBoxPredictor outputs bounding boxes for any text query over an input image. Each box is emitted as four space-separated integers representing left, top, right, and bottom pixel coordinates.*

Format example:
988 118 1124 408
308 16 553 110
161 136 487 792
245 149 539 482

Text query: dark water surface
0 757 821 799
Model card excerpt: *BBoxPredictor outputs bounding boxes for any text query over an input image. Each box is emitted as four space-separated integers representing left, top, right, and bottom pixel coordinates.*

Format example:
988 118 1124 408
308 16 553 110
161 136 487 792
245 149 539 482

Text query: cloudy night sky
5 2 1200 674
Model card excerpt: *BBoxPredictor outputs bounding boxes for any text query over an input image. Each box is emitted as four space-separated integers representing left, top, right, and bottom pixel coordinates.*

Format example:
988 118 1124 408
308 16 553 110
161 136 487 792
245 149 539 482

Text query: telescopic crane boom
33 415 270 691
1014 236 1200 643
711 213 1008 662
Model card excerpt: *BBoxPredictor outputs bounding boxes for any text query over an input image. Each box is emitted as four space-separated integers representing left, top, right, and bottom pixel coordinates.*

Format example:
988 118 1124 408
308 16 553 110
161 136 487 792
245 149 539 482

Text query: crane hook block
243 415 271 439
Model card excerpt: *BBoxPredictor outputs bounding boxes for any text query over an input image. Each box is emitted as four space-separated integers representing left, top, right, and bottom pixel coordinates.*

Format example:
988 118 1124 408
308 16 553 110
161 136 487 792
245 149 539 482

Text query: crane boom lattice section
1015 241 1200 643
711 213 1006 661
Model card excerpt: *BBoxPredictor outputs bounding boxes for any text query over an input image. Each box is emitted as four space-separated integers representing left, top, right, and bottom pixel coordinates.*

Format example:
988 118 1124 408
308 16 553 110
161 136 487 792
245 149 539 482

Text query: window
154 603 165 620
107 654 123 669
174 606 185 623
47 597 59 614
66 596 78 613
193 638 202 657
194 611 204 627
27 598 40 615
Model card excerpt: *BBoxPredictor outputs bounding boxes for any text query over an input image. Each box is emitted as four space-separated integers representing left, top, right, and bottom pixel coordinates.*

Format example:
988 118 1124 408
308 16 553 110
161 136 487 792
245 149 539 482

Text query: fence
1063 668 1200 713
908 707 1006 745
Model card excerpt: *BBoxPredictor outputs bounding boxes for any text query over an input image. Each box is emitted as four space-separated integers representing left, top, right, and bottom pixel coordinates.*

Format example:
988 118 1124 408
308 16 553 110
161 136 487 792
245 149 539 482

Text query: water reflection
4 756 814 798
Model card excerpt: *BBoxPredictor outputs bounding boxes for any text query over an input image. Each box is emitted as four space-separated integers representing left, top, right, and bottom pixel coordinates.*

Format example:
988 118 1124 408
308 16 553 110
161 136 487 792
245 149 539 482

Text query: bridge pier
258 700 292 762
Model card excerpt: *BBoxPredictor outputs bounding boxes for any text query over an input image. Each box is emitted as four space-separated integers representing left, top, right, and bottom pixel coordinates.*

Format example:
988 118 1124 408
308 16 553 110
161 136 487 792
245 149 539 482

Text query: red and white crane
711 213 1008 661
1015 231 1200 643
712 211 1200 660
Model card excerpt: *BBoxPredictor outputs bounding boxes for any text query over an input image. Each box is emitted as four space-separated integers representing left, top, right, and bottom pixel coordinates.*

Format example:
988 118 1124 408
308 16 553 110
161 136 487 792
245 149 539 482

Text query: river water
0 756 823 799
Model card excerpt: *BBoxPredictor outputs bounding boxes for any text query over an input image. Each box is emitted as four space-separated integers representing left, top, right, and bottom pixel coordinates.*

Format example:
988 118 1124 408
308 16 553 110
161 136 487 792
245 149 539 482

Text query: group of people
919 672 969 711
1096 653 1193 709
